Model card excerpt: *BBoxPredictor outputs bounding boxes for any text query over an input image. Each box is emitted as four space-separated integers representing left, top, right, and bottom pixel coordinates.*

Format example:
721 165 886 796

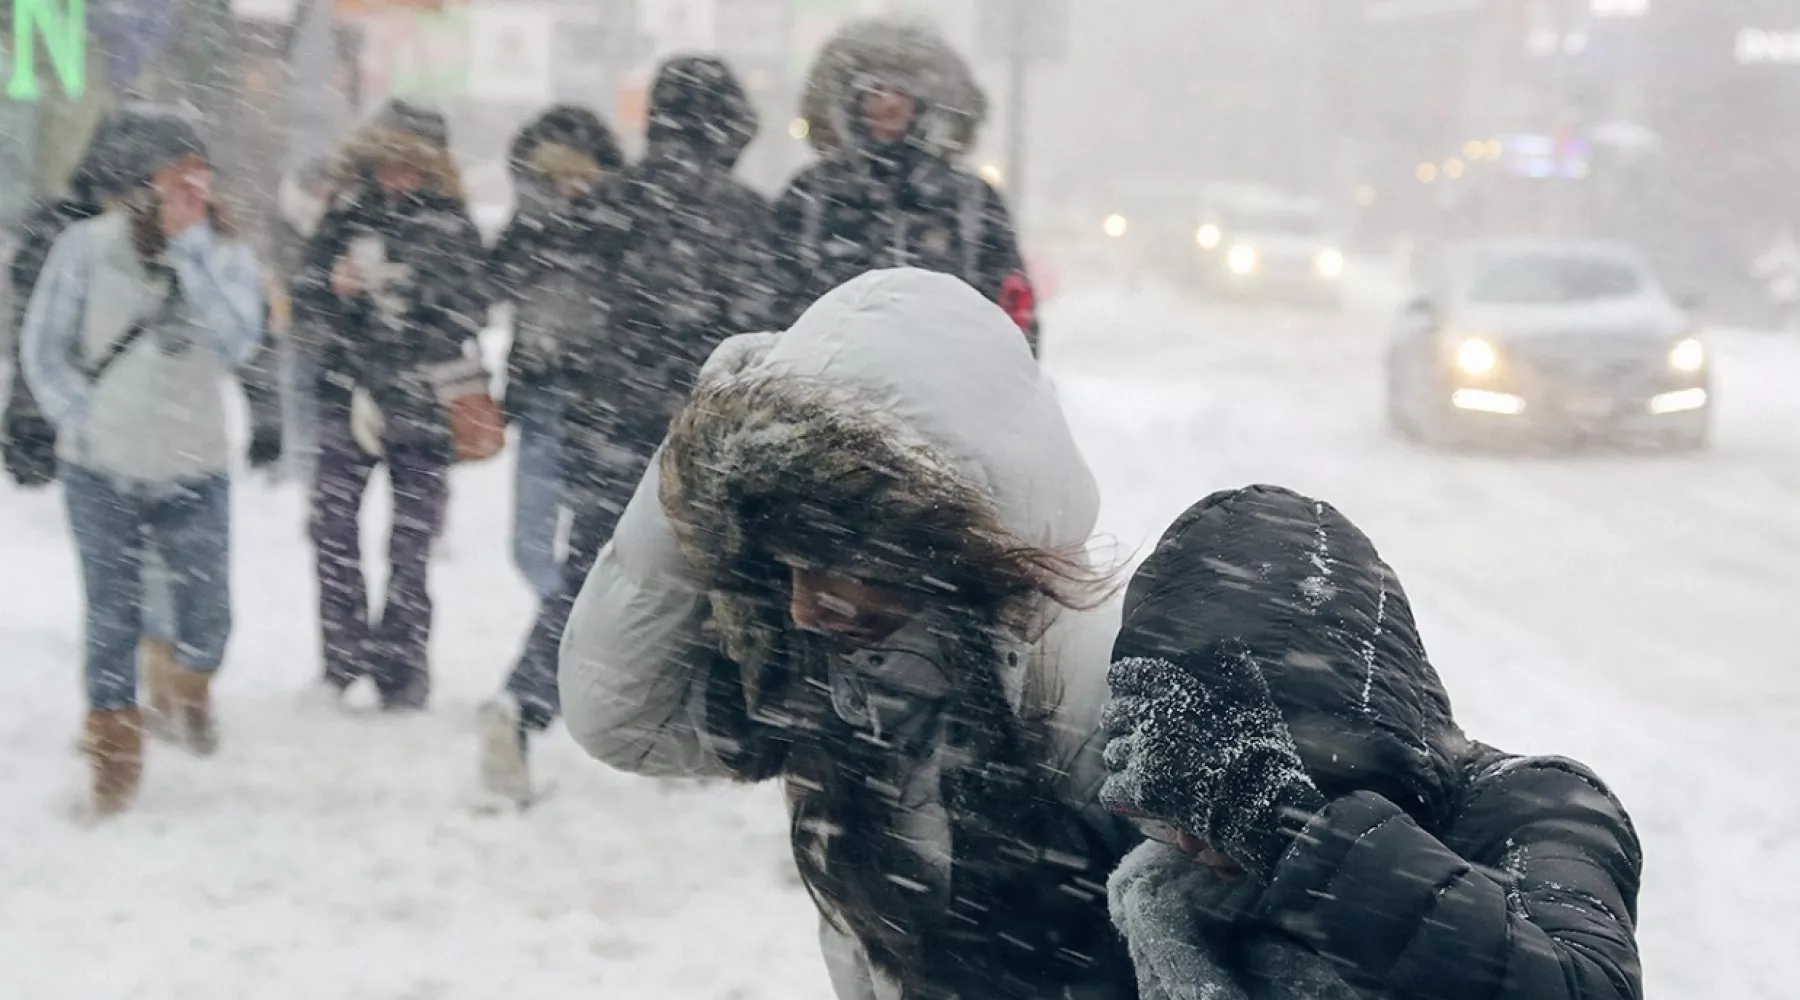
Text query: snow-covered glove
350 386 385 456
1099 642 1326 881
246 422 284 470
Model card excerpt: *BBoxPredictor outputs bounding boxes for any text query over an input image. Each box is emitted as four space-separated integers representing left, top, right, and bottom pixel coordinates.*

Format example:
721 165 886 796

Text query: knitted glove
1099 642 1326 881
2 406 58 488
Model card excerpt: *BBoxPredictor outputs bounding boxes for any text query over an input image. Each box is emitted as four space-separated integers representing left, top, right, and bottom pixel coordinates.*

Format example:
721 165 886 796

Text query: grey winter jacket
22 212 264 483
560 268 1123 1000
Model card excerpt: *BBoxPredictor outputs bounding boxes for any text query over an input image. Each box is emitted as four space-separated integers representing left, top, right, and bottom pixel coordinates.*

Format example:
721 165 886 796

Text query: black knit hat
76 103 209 198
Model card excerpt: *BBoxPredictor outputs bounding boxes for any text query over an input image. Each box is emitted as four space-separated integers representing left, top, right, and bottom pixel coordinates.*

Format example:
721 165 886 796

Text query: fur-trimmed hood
508 104 624 187
646 55 758 167
799 17 986 158
662 268 1095 563
329 118 464 203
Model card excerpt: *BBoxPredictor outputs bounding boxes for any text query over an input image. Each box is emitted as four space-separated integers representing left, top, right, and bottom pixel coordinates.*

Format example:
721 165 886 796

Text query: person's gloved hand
350 386 385 456
2 407 59 488
1099 642 1326 881
247 422 284 470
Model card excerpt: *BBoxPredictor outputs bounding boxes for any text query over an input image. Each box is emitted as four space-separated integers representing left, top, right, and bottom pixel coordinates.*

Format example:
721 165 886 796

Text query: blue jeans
510 384 565 600
62 466 232 711
140 549 176 643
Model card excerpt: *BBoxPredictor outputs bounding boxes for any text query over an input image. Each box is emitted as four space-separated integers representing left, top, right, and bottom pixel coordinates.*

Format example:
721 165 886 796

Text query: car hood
1456 295 1687 342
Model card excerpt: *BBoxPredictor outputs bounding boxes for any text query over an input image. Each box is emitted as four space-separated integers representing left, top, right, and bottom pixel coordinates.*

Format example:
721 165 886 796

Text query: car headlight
1455 336 1499 376
1227 244 1259 275
1315 248 1346 279
1196 223 1222 249
1669 337 1705 373
1103 213 1128 239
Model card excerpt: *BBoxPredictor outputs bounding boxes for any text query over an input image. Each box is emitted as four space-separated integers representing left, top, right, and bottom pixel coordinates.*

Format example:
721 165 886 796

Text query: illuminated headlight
1452 389 1527 416
1668 337 1706 373
1103 213 1128 239
1649 388 1708 415
1315 248 1346 279
1196 223 1222 249
1227 244 1260 275
1455 336 1499 376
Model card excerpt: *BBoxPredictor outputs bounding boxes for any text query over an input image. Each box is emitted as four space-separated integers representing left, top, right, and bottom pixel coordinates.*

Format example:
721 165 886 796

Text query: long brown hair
661 373 1133 998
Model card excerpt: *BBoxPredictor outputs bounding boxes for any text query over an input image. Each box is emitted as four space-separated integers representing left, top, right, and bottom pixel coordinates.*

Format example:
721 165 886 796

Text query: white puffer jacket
559 268 1125 1000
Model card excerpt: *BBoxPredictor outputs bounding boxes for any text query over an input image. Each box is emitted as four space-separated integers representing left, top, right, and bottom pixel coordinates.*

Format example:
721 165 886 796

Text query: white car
1194 185 1345 308
1385 240 1711 451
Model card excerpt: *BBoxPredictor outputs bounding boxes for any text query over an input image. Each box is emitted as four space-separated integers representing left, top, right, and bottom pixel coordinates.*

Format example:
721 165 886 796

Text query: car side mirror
1403 294 1434 317
1674 291 1704 312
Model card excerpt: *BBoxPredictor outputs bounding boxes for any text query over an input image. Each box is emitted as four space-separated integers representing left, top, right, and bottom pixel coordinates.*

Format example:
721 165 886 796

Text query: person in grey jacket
558 268 1137 1000
21 108 264 816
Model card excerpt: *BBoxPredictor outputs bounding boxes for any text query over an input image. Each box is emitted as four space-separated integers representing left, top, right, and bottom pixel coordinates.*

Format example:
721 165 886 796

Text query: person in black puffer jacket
1099 485 1643 1000
488 104 624 603
769 18 1039 353
476 56 772 805
293 100 488 711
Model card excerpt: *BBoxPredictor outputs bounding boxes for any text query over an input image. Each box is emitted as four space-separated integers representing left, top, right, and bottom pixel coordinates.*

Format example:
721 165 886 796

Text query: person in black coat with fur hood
476 57 772 804
1098 485 1643 1000
294 99 487 711
488 104 624 603
769 18 1039 353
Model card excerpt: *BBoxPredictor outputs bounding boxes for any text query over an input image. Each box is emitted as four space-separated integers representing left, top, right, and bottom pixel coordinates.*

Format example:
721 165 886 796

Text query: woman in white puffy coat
559 268 1139 1000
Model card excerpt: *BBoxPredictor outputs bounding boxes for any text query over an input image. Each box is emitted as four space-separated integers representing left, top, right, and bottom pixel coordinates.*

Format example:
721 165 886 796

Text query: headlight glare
1669 337 1705 373
1197 223 1222 249
1103 213 1128 238
1227 244 1260 275
1455 336 1499 376
1315 248 1346 279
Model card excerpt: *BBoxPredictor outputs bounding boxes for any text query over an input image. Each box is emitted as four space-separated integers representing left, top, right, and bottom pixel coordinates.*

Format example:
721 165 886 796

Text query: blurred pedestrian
476 58 771 804
20 104 265 815
558 269 1138 998
293 100 487 711
1099 486 1643 1000
769 18 1040 352
488 105 625 602
273 154 336 489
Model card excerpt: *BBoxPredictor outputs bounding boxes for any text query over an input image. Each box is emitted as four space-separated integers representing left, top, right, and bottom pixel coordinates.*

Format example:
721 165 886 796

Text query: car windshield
1464 253 1647 305
1222 208 1321 235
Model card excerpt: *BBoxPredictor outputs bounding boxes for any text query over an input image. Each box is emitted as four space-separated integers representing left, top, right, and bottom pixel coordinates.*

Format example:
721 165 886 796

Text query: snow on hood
798 17 986 159
1115 485 1466 828
758 268 1098 552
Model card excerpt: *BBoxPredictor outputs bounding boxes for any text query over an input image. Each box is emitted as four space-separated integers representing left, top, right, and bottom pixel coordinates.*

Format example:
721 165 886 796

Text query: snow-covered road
2 273 1792 998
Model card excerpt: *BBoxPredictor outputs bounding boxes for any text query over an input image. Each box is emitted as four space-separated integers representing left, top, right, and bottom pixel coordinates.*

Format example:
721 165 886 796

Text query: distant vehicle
1094 177 1201 277
1194 184 1345 307
1385 240 1711 451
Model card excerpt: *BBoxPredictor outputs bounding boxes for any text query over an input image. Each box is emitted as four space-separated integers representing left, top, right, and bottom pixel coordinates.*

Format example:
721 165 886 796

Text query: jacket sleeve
762 177 813 330
559 454 737 779
974 180 1039 355
167 224 265 368
19 225 95 429
1255 759 1643 1000
417 203 491 344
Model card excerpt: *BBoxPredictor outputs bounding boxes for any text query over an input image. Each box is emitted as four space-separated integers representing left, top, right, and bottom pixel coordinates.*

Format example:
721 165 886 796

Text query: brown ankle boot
165 666 218 756
83 708 144 816
140 639 179 741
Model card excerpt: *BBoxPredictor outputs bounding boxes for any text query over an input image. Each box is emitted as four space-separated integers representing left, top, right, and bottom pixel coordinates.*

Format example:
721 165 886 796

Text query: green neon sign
7 0 87 100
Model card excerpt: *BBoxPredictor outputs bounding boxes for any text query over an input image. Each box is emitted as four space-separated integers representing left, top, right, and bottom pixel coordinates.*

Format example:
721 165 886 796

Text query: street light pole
1003 0 1027 208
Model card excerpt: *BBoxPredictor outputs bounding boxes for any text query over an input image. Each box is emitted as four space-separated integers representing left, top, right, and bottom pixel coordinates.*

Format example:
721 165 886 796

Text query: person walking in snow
477 57 772 804
272 154 336 488
558 268 1139 998
19 106 265 815
487 105 625 604
294 100 487 711
1098 486 1643 1000
768 18 1040 353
